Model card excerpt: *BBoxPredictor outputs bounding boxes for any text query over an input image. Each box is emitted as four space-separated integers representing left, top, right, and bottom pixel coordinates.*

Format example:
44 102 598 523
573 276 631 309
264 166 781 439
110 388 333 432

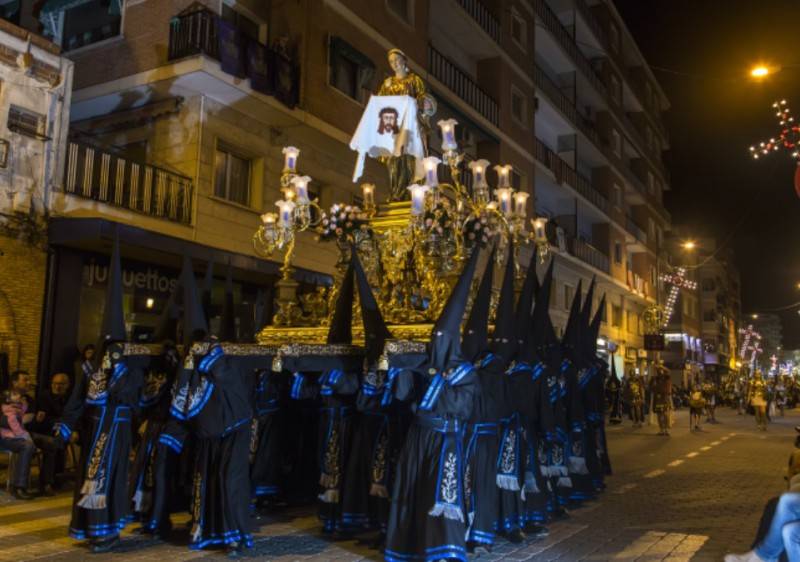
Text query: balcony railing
625 216 647 244
571 237 610 273
63 141 193 225
168 8 300 109
429 45 499 126
457 0 500 43
534 137 610 215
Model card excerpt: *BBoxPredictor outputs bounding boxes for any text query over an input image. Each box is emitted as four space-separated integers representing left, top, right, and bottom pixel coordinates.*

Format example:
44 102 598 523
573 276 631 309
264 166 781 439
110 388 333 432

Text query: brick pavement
0 407 794 561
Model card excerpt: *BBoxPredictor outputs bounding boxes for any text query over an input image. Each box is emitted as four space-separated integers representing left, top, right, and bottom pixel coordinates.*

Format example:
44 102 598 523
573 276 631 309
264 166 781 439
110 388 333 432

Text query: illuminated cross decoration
749 100 800 197
659 267 697 328
739 324 757 361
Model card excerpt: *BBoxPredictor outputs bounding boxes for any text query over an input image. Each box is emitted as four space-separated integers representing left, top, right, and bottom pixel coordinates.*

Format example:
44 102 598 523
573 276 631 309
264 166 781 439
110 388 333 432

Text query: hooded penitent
220 262 236 342
353 248 392 365
99 231 127 347
182 255 209 348
327 256 355 346
488 242 517 363
461 244 496 364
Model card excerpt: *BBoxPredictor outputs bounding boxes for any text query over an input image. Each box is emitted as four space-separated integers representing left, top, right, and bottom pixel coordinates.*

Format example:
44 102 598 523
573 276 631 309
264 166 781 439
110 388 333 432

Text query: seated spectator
725 491 800 562
0 389 35 499
28 373 70 495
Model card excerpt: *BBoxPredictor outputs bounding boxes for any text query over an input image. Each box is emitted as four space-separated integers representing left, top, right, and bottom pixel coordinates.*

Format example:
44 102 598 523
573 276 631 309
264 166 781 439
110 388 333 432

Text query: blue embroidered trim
362 383 381 396
381 367 401 407
170 379 215 421
158 433 183 453
254 485 279 496
198 345 224 373
419 373 446 411
222 417 250 436
56 423 72 441
290 372 305 400
189 529 253 550
479 352 496 369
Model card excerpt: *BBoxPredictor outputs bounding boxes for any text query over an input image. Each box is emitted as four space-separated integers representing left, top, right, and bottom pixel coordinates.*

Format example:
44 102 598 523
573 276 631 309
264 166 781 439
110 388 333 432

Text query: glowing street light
682 240 696 251
750 65 771 79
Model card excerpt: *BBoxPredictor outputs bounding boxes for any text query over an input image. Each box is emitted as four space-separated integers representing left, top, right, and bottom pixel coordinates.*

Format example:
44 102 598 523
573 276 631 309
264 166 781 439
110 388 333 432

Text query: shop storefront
38 218 331 384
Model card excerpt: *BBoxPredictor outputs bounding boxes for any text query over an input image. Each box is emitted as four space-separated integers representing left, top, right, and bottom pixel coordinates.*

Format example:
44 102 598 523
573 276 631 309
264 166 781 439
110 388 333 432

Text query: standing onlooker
749 371 770 431
626 370 645 428
651 366 672 436
689 383 706 432
75 345 95 387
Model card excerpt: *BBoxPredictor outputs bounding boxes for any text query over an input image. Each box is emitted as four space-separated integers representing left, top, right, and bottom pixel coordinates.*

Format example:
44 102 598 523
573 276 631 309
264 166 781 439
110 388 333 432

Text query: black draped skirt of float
250 410 283 498
69 406 133 540
385 421 467 562
341 411 390 531
465 426 499 545
190 426 253 550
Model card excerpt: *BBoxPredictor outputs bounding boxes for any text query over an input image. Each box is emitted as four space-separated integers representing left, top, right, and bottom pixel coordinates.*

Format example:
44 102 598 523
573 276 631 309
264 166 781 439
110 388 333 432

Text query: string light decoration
738 324 763 373
749 100 800 197
770 353 779 374
659 267 697 328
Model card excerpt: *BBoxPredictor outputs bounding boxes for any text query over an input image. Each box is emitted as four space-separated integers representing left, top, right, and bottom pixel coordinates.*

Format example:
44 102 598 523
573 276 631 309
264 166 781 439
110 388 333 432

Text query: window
647 171 655 195
649 265 657 287
612 305 622 328
656 225 663 247
222 3 261 43
511 87 526 126
58 0 123 52
329 37 375 103
611 129 622 158
564 285 574 311
510 10 527 51
610 73 622 104
683 297 691 317
613 183 623 208
614 242 622 265
702 278 716 292
511 169 523 190
214 141 251 206
8 105 46 139
704 310 717 322
655 180 663 203
647 218 655 240
387 0 413 24
608 21 620 53
627 311 638 334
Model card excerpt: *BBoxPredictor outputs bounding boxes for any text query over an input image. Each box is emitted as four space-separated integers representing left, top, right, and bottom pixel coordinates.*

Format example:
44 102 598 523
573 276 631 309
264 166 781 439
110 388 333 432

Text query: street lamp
750 64 772 79
682 240 696 251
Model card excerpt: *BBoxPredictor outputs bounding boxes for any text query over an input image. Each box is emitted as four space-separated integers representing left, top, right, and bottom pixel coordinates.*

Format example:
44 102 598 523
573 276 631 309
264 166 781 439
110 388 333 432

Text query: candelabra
253 146 324 326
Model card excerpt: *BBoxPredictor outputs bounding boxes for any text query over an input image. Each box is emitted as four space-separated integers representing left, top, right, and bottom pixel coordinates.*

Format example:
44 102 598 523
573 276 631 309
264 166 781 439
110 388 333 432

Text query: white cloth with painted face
349 94 425 182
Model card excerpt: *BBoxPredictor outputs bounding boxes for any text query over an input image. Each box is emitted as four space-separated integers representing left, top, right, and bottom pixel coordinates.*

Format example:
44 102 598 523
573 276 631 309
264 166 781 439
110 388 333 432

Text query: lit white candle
282 146 300 173
407 184 430 216
494 188 513 216
291 175 311 204
468 159 490 189
421 156 441 187
361 183 375 208
494 164 512 189
513 191 529 218
275 199 296 227
532 217 548 240
437 118 459 152
261 212 277 226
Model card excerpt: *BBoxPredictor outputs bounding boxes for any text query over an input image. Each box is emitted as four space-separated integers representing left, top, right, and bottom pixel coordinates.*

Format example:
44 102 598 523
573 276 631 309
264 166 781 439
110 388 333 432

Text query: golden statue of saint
378 49 435 201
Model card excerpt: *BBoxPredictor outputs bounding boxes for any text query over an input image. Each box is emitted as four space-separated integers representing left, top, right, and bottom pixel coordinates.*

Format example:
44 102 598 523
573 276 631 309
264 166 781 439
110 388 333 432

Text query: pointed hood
100 231 126 345
429 245 481 372
220 262 236 341
327 254 355 345
462 244 496 363
514 257 540 355
528 258 554 362
353 247 392 364
181 254 208 346
489 242 517 361
562 279 583 359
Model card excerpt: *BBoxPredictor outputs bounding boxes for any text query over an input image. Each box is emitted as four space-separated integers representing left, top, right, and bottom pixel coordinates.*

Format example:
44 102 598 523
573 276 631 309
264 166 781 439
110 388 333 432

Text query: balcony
168 7 300 109
570 237 610 274
63 141 193 225
456 0 500 43
625 216 647 244
534 137 610 215
429 45 499 126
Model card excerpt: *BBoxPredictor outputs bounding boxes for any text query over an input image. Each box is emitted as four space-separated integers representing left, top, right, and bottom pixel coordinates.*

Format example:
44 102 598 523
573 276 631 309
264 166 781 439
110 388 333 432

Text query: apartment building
0 0 672 382
694 237 741 380
0 15 73 382
661 233 702 386
532 0 672 375
749 312 783 372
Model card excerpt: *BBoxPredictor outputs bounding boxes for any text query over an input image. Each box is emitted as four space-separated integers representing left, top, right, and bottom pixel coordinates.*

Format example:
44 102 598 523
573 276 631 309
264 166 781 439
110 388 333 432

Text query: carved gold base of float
257 322 434 346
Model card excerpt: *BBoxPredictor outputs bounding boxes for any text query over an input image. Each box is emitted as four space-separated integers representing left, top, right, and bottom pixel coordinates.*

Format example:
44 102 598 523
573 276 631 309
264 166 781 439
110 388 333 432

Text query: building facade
749 313 783 372
0 16 73 385
1 0 672 385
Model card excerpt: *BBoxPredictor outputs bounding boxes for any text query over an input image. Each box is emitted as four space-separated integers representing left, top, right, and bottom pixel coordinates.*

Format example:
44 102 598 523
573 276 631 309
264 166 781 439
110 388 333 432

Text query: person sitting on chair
29 373 71 495
0 388 36 499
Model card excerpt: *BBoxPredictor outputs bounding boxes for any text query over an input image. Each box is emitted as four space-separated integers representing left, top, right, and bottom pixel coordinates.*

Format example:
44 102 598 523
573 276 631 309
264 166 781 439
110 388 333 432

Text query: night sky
614 0 800 348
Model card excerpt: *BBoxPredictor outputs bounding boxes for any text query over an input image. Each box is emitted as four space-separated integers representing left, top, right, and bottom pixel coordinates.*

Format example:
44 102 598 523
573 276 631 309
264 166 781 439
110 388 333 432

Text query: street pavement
0 407 795 561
